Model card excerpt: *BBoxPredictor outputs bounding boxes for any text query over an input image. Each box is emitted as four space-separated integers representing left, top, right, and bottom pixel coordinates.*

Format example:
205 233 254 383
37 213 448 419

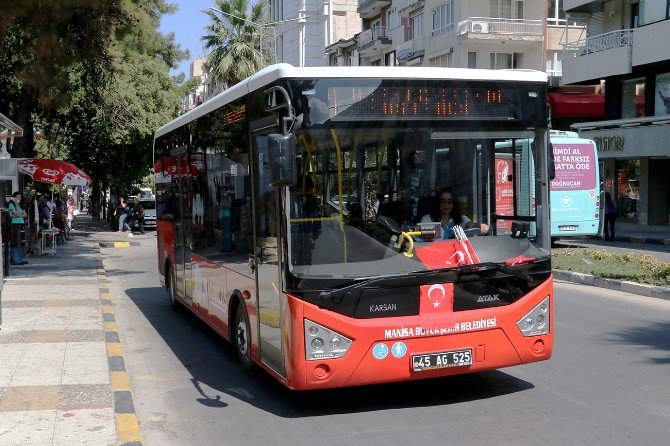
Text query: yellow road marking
106 342 123 357
110 371 131 391
113 242 131 248
115 414 142 442
103 322 118 331
102 305 114 314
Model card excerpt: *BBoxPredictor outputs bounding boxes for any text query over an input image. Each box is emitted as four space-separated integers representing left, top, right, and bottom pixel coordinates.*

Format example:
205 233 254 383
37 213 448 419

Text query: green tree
64 1 186 217
202 0 267 87
0 1 126 157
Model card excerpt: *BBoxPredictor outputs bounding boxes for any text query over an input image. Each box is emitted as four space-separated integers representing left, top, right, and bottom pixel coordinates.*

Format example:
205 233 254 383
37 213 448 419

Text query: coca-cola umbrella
18 158 93 186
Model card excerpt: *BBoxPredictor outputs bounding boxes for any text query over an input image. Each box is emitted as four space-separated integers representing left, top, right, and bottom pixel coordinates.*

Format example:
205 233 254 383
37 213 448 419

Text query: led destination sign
328 86 524 121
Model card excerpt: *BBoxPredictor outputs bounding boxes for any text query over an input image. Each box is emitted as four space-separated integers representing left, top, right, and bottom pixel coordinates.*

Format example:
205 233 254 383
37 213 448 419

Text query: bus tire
165 263 181 312
234 303 257 376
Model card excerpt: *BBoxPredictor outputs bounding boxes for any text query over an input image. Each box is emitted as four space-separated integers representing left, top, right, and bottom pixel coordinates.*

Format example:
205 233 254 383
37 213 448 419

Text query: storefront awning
548 92 605 118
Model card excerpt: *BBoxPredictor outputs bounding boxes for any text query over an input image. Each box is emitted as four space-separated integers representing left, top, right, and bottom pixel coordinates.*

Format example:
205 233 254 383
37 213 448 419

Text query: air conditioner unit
471 20 489 33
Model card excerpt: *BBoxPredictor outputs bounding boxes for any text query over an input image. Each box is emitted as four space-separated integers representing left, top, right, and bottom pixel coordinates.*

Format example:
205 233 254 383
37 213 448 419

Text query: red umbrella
18 158 93 186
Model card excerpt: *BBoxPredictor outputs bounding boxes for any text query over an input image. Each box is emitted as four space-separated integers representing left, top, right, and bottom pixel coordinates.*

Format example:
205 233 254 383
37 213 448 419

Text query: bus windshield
286 126 548 279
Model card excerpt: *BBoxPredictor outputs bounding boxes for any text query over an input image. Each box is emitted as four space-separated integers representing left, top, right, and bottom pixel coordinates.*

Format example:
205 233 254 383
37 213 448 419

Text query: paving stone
0 386 60 412
28 330 69 343
53 408 116 446
0 331 30 344
0 409 56 445
67 330 106 342
59 384 113 411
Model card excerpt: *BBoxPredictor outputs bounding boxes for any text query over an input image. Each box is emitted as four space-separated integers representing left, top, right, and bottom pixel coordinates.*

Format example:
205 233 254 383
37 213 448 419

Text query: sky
159 0 213 79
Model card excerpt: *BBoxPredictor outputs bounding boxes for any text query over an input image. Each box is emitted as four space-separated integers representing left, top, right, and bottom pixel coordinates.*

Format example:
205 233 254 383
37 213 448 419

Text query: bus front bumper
284 277 553 390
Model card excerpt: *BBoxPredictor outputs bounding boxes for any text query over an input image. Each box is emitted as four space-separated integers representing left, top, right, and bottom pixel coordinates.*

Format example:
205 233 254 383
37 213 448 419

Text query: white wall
276 0 361 67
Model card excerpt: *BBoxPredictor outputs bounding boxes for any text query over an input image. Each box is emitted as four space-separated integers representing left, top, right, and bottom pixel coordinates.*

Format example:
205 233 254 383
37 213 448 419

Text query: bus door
172 152 194 306
251 125 285 377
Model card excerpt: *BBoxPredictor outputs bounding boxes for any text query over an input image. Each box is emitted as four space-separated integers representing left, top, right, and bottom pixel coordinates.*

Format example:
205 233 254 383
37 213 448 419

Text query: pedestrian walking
604 192 617 242
67 194 76 232
7 191 28 265
116 197 131 233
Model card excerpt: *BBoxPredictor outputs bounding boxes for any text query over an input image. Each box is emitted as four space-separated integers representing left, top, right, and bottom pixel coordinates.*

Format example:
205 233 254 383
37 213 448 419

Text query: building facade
269 0 361 66
343 0 547 69
563 0 670 228
183 57 208 112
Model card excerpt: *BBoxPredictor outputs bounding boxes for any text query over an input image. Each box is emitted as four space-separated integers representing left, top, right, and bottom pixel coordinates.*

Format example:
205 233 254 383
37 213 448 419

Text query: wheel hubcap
237 320 248 356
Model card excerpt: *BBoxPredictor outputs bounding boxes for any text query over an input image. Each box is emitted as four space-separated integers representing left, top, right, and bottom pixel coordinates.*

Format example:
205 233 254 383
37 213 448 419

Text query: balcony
396 0 424 14
632 19 670 67
562 29 633 84
456 17 543 42
563 0 607 13
357 27 392 58
358 0 391 20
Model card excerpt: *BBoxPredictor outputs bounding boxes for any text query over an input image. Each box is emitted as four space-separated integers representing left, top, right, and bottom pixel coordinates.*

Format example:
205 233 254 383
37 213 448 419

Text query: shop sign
593 135 624 152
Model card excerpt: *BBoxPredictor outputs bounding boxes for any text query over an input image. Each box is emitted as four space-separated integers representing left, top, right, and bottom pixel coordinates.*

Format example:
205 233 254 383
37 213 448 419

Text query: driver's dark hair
430 187 462 225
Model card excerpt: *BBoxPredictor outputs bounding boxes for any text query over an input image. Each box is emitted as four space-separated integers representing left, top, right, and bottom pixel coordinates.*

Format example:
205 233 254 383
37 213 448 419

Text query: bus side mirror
267 133 297 187
548 142 556 181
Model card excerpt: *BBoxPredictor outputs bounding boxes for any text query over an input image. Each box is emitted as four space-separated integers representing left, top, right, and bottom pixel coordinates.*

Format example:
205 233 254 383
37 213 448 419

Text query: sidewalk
557 226 670 246
0 215 142 446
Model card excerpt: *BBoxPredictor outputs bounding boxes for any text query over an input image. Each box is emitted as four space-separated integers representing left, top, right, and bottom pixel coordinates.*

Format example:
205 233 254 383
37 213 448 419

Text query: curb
607 235 670 246
553 269 670 301
96 247 143 446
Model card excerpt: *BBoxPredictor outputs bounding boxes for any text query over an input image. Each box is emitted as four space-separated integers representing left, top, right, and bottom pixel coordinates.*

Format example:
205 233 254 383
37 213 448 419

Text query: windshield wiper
317 261 536 302
462 262 534 282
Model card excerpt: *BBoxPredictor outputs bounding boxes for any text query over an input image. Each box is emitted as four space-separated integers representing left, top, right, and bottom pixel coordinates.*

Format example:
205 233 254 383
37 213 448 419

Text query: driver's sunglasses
439 198 454 205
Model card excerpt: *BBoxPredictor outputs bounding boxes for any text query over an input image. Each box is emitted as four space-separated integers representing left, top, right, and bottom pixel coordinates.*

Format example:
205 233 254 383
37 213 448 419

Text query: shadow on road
607 321 670 365
126 286 535 418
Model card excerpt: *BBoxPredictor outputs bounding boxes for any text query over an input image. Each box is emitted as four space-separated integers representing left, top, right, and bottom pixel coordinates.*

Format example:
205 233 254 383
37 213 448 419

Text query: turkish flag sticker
420 283 454 315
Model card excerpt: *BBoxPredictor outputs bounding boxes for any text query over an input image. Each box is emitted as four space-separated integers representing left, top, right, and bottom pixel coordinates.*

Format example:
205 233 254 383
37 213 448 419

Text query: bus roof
155 64 548 138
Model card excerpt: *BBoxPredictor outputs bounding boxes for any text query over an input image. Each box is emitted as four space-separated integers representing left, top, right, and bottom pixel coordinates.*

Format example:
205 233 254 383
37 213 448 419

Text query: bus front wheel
234 304 257 376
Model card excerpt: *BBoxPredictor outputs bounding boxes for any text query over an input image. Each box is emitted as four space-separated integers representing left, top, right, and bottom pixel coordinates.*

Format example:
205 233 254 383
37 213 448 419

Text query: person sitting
419 187 489 239
132 200 145 234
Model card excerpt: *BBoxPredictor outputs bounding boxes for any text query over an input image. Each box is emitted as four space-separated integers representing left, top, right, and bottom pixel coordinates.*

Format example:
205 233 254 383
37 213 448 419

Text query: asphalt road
103 237 670 446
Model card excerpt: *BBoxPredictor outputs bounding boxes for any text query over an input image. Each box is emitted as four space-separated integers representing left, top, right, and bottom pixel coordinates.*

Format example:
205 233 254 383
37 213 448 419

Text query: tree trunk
10 87 36 158
101 179 108 220
90 180 101 221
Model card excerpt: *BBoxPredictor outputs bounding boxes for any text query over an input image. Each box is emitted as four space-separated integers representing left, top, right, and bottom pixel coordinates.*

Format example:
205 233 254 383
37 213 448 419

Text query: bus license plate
412 349 472 372
559 225 578 231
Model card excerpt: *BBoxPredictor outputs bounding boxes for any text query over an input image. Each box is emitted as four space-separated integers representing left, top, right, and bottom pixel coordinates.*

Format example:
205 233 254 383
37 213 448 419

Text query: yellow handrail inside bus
330 128 347 263
394 231 421 257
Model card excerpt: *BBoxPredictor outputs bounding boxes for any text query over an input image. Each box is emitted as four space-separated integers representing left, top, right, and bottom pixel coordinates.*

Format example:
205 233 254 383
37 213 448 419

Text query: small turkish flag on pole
419 283 454 315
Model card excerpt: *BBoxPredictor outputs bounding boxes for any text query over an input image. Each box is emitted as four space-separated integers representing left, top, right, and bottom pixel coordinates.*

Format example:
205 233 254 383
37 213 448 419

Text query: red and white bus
153 64 554 390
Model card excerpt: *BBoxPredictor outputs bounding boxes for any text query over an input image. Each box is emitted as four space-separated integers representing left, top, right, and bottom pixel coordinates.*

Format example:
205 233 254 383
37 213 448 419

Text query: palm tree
202 0 268 87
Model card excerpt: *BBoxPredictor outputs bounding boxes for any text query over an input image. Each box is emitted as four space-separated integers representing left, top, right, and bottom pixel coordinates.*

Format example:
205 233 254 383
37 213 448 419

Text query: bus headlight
304 319 352 360
517 296 550 336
